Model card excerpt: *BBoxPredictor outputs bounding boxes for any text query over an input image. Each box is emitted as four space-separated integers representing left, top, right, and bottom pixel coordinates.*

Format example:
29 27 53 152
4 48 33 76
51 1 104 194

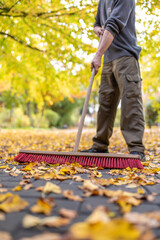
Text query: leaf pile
0 128 159 240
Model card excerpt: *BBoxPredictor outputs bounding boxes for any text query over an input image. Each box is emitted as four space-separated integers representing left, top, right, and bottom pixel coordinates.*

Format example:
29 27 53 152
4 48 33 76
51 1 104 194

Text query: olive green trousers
92 56 145 153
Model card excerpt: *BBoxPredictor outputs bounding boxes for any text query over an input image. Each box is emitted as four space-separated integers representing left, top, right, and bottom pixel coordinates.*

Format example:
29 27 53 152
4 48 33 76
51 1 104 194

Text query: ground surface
0 127 160 240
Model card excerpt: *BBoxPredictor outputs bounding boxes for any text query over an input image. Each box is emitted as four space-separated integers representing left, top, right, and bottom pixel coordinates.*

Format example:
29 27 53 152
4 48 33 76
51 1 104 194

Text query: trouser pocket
125 74 142 98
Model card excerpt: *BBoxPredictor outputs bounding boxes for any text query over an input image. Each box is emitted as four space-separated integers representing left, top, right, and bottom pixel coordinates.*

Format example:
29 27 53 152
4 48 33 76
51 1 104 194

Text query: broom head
14 150 144 169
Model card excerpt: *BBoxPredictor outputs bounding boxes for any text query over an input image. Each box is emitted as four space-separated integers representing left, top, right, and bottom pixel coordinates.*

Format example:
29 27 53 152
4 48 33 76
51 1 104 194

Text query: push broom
14 37 144 169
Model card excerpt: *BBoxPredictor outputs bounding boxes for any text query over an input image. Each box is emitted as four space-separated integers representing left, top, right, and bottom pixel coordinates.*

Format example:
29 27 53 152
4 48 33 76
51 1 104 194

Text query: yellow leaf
118 201 132 213
0 165 7 169
12 185 22 191
70 218 140 240
23 215 70 228
43 182 61 194
59 208 77 219
63 190 83 202
22 215 40 228
22 163 37 172
0 193 28 213
0 231 12 240
93 170 102 178
137 188 145 194
30 198 55 215
83 180 99 191
86 206 110 224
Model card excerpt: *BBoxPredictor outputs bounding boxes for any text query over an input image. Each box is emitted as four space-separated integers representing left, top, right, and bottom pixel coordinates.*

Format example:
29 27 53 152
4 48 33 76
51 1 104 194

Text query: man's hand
91 29 114 75
91 52 102 75
94 26 105 37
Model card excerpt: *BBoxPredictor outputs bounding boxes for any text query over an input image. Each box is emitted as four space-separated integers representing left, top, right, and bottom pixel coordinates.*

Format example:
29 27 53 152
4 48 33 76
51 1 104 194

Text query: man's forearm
97 30 114 57
91 29 114 74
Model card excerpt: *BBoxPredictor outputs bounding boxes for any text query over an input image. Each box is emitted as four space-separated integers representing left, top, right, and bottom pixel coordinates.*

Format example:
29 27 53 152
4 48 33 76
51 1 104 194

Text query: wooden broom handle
73 35 103 152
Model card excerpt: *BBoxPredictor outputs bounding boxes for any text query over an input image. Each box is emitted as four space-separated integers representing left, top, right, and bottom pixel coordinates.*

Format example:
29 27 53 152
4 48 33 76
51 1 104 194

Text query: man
83 0 145 161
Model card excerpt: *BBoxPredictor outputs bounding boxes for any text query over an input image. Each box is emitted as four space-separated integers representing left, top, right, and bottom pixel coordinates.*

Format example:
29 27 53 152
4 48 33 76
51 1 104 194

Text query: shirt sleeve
105 0 134 36
94 0 102 28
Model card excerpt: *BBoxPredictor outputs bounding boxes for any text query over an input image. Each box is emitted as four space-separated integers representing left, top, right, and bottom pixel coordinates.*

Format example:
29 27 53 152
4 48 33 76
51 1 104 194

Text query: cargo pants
92 56 145 153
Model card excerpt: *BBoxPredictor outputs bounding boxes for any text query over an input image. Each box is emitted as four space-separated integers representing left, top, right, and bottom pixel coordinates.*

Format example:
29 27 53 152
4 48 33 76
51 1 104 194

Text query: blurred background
0 0 159 130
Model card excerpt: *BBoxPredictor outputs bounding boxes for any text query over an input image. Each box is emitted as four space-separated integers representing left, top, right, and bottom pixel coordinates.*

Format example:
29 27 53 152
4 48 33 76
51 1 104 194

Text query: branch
0 0 20 12
9 0 21 11
0 31 45 52
0 3 97 18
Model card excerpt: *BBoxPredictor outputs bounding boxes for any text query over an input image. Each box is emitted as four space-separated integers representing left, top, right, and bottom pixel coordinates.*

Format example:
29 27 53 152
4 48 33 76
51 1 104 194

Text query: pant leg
92 62 120 150
113 56 145 153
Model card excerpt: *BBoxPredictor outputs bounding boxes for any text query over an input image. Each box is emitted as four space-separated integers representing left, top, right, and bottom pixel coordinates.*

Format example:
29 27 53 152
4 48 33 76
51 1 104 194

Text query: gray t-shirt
94 0 141 63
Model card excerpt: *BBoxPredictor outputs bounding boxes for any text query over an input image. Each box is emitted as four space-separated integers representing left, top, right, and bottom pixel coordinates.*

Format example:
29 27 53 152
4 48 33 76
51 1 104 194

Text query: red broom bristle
14 153 143 169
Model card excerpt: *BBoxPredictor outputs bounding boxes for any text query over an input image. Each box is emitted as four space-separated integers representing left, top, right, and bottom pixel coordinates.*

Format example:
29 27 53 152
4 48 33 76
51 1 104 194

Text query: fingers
91 62 94 72
97 28 105 37
91 61 99 75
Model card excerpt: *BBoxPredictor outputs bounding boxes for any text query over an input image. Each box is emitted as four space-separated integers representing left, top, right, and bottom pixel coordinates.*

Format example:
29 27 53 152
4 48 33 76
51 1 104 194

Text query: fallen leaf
59 208 77 219
23 183 34 190
0 165 8 169
63 190 83 202
146 195 155 202
42 216 70 227
103 189 142 213
86 206 110 224
72 175 84 182
0 193 28 213
126 183 139 188
92 170 102 178
20 179 31 185
23 214 70 228
124 212 160 228
83 180 99 191
137 188 145 194
59 166 76 175
0 212 5 221
0 188 8 193
43 182 61 194
12 185 22 191
22 215 40 228
30 198 55 215
69 218 140 240
0 231 12 240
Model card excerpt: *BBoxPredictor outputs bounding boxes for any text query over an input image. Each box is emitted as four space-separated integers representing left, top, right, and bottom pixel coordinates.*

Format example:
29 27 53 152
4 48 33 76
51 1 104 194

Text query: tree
0 0 159 112
145 101 159 128
136 0 160 113
0 0 98 110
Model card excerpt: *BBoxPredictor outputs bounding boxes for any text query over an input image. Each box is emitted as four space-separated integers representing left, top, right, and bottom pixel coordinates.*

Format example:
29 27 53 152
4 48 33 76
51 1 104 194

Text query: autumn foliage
0 127 160 239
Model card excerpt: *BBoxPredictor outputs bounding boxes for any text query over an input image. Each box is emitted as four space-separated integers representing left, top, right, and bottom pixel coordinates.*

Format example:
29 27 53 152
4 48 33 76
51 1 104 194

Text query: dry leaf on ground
72 175 84 182
63 190 83 202
103 189 142 213
69 218 140 240
0 193 28 213
86 206 110 224
59 208 77 219
82 180 99 191
41 182 61 194
23 214 70 228
124 212 160 228
30 198 56 215
12 185 22 191
0 212 5 221
0 231 12 240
